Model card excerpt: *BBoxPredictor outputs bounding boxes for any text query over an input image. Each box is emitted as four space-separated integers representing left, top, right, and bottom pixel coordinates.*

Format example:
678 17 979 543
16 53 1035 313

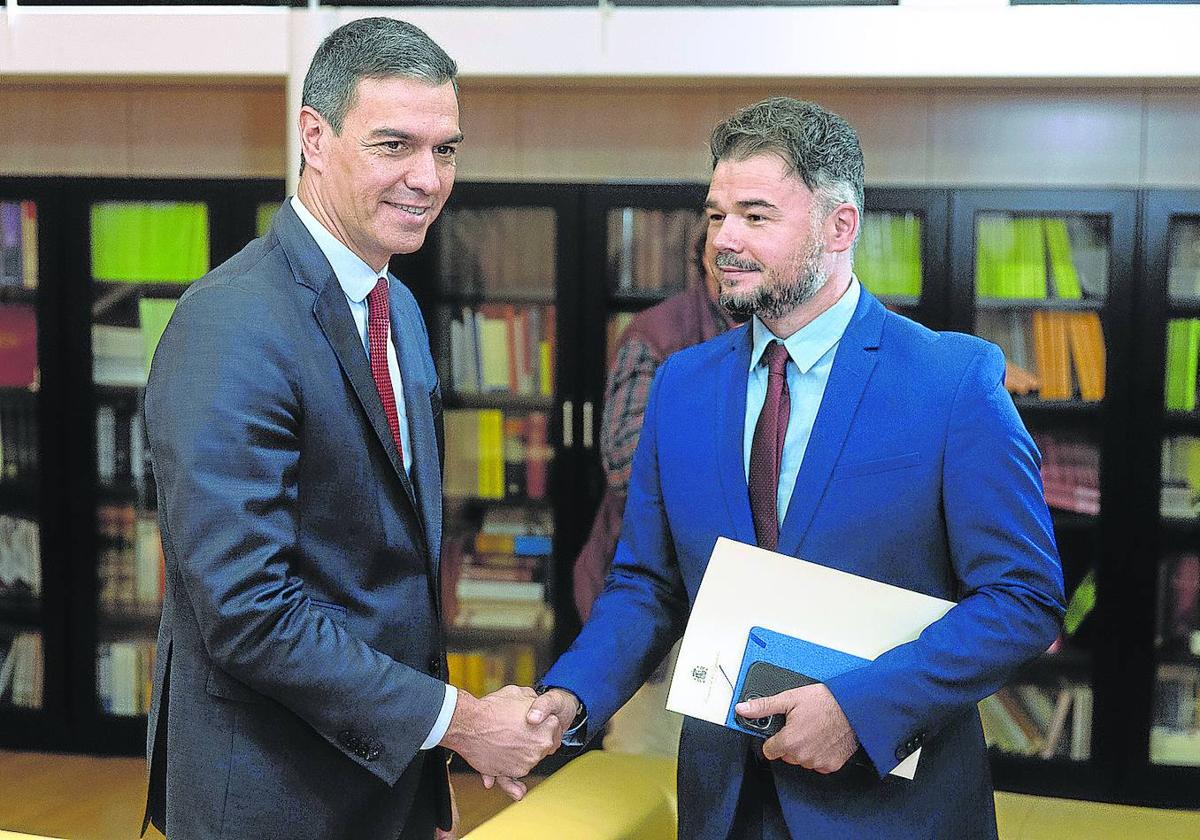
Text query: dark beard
719 242 827 321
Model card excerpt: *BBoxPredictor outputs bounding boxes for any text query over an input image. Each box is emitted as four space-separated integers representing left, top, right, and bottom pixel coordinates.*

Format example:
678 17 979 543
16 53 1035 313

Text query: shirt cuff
561 710 588 748
421 683 457 750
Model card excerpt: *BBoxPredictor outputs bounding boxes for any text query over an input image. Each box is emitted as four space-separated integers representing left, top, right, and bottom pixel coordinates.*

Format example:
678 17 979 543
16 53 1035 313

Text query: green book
1165 319 1200 412
977 215 1046 300
138 298 178 375
91 201 209 283
256 203 276 238
1045 218 1083 300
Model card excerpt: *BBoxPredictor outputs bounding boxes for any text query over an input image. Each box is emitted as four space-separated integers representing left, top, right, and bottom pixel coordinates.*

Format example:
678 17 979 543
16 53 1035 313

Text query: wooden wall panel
0 82 286 179
928 89 1144 187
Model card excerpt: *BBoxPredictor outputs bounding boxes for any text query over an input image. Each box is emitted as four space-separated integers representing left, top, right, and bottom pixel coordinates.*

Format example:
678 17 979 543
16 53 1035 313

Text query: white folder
666 537 955 779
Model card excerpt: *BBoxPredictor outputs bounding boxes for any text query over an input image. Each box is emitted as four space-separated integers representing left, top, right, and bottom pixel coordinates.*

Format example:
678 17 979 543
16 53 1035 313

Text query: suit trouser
728 754 791 840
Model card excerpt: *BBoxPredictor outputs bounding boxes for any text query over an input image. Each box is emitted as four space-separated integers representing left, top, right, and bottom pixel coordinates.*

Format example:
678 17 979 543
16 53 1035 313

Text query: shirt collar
290 195 388 303
749 278 861 375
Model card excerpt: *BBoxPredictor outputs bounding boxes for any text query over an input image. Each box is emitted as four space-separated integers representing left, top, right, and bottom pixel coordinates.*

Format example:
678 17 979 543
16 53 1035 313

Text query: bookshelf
63 178 283 754
0 179 68 751
417 183 584 708
2 176 1199 808
950 189 1138 801
1122 190 1200 807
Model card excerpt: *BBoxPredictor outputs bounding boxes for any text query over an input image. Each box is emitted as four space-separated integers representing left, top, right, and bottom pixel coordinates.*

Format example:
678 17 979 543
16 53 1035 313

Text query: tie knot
763 340 790 376
367 277 389 312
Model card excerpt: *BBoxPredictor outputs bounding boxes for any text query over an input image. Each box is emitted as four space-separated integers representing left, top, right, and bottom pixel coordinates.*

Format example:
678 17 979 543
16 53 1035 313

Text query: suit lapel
776 291 886 557
311 281 420 510
389 280 443 572
716 325 756 545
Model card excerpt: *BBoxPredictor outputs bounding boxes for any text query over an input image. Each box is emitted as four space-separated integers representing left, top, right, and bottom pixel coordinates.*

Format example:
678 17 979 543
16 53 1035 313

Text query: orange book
1065 312 1106 402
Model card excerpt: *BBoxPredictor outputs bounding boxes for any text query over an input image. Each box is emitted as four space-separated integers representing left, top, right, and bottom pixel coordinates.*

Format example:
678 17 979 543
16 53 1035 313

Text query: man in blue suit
527 98 1066 838
142 18 558 840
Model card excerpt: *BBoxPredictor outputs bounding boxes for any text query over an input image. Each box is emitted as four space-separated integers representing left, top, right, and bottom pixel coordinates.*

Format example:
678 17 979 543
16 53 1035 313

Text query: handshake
439 684 580 801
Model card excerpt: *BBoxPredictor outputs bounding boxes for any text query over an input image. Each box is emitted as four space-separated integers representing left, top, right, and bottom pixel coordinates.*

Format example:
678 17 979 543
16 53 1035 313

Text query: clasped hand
734 682 859 773
441 685 578 801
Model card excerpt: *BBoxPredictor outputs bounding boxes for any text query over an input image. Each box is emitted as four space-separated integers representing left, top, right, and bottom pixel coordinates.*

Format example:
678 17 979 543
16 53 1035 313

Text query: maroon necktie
748 341 791 552
367 278 404 463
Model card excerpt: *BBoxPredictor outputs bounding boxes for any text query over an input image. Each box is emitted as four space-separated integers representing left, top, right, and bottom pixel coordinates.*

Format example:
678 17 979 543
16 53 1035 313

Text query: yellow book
20 201 38 290
513 645 537 687
477 410 505 499
446 652 467 691
539 342 553 396
464 651 487 698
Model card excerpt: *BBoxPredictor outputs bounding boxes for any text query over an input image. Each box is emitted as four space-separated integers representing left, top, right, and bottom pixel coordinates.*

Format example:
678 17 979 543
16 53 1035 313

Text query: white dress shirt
290 196 456 751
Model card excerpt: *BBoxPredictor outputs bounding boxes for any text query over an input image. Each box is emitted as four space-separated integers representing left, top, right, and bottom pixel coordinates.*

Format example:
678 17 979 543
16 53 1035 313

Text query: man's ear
826 203 860 255
298 106 330 175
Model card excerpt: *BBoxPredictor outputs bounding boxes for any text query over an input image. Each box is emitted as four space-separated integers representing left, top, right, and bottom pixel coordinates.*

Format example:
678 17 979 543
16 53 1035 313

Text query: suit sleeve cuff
421 684 457 750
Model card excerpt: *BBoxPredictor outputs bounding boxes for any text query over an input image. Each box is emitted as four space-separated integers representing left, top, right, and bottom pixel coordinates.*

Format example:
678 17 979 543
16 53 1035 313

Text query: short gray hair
710 97 864 217
300 17 458 174
303 17 458 131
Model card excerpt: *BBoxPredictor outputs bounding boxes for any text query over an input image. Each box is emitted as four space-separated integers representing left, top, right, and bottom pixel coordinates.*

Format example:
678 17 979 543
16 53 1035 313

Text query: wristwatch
535 684 588 733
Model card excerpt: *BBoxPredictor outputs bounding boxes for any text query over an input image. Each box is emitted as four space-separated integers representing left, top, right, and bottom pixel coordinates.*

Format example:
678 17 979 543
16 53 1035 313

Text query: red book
0 304 37 388
526 412 549 500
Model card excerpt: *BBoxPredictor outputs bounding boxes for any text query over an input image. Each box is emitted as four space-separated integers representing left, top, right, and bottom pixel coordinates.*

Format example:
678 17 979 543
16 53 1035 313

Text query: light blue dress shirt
290 196 456 751
743 279 861 526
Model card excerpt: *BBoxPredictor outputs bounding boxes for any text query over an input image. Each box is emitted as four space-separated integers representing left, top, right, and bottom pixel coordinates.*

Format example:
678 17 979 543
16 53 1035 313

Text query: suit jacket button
338 730 355 749
428 657 440 675
895 745 909 762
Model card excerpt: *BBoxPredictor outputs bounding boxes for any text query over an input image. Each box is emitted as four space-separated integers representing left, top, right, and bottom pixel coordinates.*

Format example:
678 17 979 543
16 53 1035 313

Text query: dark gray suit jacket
142 201 451 839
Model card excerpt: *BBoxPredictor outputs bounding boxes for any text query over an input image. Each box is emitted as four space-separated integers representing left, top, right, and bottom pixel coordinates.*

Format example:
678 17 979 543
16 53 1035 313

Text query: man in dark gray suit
142 18 559 840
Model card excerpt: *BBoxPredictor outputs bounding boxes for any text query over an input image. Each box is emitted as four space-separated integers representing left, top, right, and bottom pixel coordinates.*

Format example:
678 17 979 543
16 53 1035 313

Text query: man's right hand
439 685 560 778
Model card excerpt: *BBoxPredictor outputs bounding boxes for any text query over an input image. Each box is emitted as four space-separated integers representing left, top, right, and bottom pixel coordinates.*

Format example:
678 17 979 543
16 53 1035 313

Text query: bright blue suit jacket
544 289 1065 839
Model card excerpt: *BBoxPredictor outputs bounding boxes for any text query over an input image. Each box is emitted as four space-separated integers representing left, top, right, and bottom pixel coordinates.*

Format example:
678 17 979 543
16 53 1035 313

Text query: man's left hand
734 683 858 773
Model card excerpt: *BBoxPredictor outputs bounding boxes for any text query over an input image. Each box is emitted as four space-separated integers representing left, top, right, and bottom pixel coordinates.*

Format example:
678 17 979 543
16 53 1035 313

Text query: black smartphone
734 660 817 737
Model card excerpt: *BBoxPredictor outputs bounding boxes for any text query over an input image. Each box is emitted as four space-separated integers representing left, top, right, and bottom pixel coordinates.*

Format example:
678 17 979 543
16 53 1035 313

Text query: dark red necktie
367 278 404 463
748 340 791 552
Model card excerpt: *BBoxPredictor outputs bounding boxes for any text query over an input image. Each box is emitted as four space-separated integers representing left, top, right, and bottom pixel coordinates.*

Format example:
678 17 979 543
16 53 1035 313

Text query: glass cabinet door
0 198 43 714
1151 213 1200 769
89 199 209 719
430 196 568 701
952 191 1138 791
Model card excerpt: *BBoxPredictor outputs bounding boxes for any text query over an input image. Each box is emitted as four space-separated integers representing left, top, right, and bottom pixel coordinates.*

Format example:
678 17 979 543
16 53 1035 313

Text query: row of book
980 682 1092 761
855 211 923 299
91 201 209 284
438 207 557 296
444 506 554 632
0 201 38 290
1151 663 1200 766
97 505 165 616
979 309 1106 402
1166 319 1200 412
97 639 155 716
96 397 152 497
444 410 550 501
0 304 37 390
446 645 538 700
0 631 42 709
447 304 555 397
1168 221 1200 300
0 514 40 601
92 298 177 389
607 208 703 296
1033 432 1100 516
0 396 38 482
975 215 1108 300
1162 437 1200 519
